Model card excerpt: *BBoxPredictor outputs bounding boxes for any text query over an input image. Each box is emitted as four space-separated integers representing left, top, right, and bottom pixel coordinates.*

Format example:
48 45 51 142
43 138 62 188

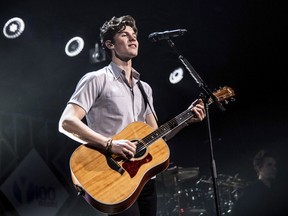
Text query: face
108 26 139 61
258 157 277 181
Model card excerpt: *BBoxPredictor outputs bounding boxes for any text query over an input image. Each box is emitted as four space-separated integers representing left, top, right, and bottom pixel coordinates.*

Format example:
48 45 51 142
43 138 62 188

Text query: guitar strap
137 81 158 123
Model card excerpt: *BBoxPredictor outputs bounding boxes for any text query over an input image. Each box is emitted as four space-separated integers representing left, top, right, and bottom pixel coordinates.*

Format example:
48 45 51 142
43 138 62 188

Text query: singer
59 15 206 216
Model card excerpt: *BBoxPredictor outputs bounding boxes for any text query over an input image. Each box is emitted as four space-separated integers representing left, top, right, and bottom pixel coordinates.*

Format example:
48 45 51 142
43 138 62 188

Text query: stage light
3 17 25 39
169 67 184 84
89 42 106 64
65 36 84 57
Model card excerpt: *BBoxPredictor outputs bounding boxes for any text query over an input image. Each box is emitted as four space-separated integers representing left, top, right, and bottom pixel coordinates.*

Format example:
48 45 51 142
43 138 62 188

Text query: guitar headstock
208 86 235 105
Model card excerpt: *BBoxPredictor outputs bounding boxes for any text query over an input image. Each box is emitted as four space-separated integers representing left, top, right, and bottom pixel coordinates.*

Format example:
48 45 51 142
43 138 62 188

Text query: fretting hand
186 99 206 123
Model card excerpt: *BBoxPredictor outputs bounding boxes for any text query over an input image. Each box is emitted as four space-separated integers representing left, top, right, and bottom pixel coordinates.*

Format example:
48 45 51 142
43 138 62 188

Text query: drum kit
156 165 249 216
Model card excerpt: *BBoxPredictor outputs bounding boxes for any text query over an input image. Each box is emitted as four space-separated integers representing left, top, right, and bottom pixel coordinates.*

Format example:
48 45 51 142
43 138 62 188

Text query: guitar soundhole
133 140 147 158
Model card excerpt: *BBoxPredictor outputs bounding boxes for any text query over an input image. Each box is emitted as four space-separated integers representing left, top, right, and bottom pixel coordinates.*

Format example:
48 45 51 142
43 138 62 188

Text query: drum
196 174 249 215
204 186 234 215
176 187 207 216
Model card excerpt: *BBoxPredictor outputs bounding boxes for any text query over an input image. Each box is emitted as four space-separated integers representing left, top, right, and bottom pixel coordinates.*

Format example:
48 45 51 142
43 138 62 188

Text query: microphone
148 29 187 42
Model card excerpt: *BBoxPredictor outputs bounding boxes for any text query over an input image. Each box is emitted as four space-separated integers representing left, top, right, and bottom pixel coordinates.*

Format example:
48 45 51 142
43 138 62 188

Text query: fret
142 109 195 147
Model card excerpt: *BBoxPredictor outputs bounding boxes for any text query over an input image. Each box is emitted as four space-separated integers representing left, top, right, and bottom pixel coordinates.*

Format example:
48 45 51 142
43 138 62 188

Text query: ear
105 40 114 49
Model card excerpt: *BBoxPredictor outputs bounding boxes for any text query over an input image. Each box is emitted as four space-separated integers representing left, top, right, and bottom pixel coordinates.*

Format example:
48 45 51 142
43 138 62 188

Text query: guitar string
134 110 195 155
133 89 231 154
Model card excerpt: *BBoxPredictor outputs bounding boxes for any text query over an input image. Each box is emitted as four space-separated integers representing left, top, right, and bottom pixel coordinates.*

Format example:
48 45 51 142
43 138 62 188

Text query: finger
194 104 205 115
192 98 203 106
121 149 129 158
192 108 204 121
196 107 205 117
118 140 135 151
124 149 134 159
126 142 137 153
195 103 204 109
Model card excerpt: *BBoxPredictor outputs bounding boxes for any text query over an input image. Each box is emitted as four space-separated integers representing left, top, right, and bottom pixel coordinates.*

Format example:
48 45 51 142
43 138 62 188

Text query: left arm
145 113 158 130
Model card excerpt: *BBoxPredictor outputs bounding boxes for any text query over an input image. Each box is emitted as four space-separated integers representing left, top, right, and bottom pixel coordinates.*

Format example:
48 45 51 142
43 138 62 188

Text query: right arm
58 103 109 149
58 103 136 158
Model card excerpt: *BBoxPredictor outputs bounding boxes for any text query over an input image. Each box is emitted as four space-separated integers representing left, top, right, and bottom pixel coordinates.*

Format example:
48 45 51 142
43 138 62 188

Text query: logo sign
0 149 69 216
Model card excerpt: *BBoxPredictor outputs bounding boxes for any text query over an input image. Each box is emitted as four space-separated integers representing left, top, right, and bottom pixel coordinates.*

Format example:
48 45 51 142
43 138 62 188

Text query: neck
112 54 132 68
112 57 132 80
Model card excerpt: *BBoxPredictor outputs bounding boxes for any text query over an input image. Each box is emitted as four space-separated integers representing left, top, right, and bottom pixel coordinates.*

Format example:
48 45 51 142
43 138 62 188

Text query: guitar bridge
106 154 125 175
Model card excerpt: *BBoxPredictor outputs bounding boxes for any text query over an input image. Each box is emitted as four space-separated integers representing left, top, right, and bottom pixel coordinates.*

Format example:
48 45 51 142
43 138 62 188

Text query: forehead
118 26 136 34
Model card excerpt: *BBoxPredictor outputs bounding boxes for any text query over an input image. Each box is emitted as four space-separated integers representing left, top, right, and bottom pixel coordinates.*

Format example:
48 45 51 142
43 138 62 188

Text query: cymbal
166 166 200 181
177 167 200 181
199 174 249 188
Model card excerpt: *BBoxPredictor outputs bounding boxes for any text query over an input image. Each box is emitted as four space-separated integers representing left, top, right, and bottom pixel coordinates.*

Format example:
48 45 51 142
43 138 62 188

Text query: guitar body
69 86 235 214
69 121 170 214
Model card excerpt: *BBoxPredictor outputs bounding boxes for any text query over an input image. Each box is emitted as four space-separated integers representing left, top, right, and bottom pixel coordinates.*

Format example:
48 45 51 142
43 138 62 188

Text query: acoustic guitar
69 86 235 214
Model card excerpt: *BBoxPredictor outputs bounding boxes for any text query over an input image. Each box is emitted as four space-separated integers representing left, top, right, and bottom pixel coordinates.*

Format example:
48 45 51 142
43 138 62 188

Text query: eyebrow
119 30 136 34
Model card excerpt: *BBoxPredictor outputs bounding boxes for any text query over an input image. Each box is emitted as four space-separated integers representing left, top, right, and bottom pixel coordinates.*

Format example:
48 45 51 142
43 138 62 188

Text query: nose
128 34 137 41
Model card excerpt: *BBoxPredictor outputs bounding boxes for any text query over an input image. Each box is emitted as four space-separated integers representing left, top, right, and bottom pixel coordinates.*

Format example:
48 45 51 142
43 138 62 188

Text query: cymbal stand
159 172 171 216
171 173 181 216
166 38 225 216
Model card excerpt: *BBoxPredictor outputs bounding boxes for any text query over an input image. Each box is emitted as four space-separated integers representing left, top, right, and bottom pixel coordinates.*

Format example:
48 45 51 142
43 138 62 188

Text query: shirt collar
108 61 140 81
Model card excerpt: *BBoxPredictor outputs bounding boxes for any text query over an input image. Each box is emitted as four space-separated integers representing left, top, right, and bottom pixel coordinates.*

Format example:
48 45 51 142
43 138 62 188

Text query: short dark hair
99 15 138 59
253 149 276 175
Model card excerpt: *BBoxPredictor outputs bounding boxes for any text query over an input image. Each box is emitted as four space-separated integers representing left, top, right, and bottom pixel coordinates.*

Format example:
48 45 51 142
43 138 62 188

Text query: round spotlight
3 17 25 39
169 67 184 84
65 36 84 57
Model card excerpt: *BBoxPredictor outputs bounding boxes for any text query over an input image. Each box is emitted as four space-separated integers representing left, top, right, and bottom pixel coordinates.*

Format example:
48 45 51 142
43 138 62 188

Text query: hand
109 139 137 159
186 99 206 123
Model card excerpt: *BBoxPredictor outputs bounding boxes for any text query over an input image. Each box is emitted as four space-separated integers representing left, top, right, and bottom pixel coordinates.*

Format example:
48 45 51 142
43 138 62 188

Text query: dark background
0 0 287 215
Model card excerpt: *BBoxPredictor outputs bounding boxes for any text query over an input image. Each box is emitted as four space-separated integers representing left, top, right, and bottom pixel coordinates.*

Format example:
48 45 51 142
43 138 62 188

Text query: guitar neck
142 109 194 146
140 86 235 147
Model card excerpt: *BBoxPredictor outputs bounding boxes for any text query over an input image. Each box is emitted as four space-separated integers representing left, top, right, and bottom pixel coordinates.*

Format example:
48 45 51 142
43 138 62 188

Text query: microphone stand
166 39 224 216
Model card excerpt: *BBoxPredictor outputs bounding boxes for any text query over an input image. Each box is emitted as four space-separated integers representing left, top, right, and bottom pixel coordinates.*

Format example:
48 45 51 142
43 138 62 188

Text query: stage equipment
65 36 84 57
149 28 235 216
148 29 187 42
3 17 25 39
89 42 106 63
169 67 184 84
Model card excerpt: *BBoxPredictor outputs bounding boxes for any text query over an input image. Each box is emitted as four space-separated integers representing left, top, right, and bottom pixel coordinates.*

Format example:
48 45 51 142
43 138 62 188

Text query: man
59 15 206 216
231 149 286 216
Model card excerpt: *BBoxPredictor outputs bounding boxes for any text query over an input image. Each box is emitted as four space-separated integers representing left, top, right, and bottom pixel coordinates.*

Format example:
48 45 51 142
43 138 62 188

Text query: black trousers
108 179 157 216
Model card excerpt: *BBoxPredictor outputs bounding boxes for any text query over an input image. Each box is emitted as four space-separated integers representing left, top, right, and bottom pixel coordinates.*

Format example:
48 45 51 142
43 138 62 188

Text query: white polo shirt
68 61 155 137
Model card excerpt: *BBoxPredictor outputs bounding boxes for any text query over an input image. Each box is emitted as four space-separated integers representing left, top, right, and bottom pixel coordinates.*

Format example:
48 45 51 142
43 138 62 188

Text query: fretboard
142 109 194 146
